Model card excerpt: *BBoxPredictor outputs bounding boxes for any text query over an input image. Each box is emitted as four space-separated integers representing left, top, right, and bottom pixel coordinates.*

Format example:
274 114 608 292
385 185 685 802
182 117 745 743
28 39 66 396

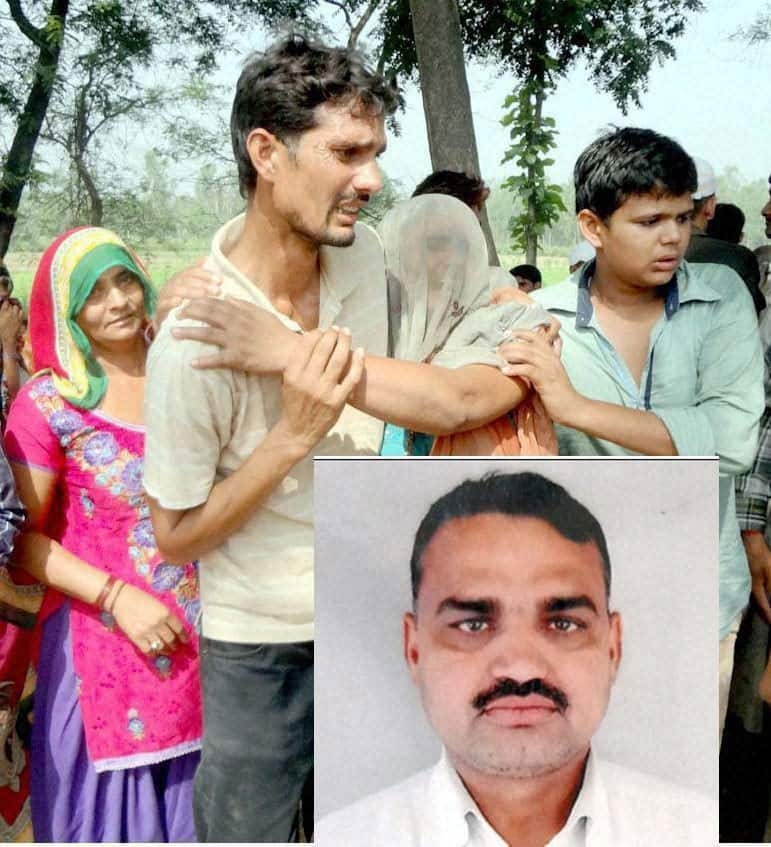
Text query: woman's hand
111 582 189 655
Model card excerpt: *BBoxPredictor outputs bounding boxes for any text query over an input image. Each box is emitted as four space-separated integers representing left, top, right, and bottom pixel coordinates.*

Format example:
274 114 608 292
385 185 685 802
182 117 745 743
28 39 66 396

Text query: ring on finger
149 639 163 654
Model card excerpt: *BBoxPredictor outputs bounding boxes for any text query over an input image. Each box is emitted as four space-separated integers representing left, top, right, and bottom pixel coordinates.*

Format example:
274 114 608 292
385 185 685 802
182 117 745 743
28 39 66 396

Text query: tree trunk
0 0 70 256
408 0 499 266
74 157 103 226
525 87 545 266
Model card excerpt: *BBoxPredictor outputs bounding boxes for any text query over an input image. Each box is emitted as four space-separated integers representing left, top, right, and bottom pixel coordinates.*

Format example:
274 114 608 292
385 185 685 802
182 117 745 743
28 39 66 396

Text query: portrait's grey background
314 457 719 818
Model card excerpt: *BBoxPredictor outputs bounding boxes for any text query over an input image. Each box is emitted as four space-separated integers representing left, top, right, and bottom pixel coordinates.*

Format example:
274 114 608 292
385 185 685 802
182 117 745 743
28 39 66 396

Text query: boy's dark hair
509 264 542 284
410 472 611 606
412 170 488 210
706 203 745 245
231 33 402 197
574 127 697 221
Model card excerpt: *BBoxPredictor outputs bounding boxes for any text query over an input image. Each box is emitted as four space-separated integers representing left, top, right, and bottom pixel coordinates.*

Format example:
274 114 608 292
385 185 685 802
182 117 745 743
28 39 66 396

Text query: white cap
692 157 717 200
569 240 595 267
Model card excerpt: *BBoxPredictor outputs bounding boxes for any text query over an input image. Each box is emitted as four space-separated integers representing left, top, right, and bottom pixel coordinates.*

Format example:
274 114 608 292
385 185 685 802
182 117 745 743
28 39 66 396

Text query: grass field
5 248 570 308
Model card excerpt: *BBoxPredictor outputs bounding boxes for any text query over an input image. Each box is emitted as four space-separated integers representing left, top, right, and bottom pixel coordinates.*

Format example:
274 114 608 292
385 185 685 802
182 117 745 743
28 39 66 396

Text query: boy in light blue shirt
498 127 764 733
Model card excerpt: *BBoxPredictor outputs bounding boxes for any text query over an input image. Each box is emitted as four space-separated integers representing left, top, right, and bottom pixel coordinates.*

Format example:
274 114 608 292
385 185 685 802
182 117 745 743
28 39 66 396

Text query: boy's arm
498 330 677 455
500 289 764 466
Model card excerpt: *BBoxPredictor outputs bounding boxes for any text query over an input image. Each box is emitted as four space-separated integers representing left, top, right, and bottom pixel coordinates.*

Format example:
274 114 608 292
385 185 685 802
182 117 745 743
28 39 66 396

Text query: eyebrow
631 204 694 220
543 595 599 615
330 139 387 156
435 597 496 617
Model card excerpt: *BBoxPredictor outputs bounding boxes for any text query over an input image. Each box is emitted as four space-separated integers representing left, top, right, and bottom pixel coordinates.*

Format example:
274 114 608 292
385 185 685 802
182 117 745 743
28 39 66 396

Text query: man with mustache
315 471 714 846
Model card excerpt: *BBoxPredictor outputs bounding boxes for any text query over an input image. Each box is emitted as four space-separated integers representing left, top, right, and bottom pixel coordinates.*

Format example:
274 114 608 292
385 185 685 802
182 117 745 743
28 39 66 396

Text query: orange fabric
430 393 557 457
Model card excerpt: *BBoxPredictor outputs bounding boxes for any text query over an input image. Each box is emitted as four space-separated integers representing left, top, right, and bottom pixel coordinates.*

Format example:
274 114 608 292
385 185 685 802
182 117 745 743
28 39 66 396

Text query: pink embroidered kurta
5 376 201 772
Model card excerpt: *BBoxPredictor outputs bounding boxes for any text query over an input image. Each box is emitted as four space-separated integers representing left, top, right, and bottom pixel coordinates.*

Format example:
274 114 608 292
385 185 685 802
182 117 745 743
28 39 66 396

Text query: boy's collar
574 259 680 327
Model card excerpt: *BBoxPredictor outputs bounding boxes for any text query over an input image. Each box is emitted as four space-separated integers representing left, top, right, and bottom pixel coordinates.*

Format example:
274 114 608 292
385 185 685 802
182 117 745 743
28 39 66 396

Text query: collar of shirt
423 749 609 847
208 212 380 332
542 259 722 329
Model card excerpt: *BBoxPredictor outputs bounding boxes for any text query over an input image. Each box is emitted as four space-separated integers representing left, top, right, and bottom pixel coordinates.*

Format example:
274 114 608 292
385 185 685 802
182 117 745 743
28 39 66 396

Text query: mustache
337 192 371 205
472 678 569 713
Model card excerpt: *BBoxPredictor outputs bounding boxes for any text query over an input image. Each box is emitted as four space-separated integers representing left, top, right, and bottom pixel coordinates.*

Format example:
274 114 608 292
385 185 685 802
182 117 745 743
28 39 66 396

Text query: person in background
686 157 764 314
568 240 595 275
509 263 542 293
0 408 28 840
4 227 201 842
412 170 490 219
757 175 771 306
707 203 746 245
379 195 555 456
0 262 25 424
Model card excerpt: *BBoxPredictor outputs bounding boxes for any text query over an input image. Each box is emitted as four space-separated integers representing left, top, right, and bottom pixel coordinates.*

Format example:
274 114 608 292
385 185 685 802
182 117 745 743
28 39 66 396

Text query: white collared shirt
314 750 716 847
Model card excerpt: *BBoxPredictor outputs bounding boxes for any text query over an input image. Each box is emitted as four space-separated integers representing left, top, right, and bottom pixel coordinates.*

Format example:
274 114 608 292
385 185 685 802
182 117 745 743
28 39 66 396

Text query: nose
484 621 554 685
660 217 685 246
353 159 383 198
106 284 130 309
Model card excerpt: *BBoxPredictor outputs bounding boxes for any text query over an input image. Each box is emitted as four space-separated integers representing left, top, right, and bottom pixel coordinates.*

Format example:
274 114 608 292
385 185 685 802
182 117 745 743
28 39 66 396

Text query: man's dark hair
574 127 697 221
706 203 745 245
231 33 401 197
509 264 542 285
412 170 488 210
410 472 611 605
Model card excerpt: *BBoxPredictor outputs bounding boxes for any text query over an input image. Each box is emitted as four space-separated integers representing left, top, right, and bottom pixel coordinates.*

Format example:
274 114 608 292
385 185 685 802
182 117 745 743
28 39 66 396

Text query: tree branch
323 0 353 31
349 0 381 48
6 0 45 49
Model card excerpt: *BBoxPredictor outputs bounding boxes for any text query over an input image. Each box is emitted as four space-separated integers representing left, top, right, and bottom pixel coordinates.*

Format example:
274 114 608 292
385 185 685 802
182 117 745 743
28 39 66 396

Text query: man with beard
315 472 714 846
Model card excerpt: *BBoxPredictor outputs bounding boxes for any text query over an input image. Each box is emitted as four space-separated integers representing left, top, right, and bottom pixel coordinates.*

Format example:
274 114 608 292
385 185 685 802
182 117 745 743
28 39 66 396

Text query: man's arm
170 297 530 435
147 329 364 564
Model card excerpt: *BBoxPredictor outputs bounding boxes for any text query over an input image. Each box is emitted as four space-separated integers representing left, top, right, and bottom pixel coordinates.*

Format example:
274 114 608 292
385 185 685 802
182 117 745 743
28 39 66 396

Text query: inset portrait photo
314 457 718 846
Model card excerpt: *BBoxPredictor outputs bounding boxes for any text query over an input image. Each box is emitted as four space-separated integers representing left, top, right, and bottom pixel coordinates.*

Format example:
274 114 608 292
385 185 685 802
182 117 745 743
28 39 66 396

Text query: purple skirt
31 603 200 842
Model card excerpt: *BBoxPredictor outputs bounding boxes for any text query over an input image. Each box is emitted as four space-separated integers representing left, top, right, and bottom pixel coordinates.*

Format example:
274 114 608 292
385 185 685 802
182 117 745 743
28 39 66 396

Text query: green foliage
501 82 565 256
372 0 703 261
480 0 702 261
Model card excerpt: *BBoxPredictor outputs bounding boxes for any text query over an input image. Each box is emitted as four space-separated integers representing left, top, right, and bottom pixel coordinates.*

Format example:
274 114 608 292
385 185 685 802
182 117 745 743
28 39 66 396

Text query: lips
336 205 363 218
107 314 137 328
481 694 560 728
652 256 680 270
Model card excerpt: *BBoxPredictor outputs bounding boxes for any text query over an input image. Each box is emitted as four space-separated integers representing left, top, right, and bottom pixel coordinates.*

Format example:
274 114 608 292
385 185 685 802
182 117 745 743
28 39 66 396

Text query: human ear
246 128 280 183
608 611 622 683
403 612 421 684
577 209 605 250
